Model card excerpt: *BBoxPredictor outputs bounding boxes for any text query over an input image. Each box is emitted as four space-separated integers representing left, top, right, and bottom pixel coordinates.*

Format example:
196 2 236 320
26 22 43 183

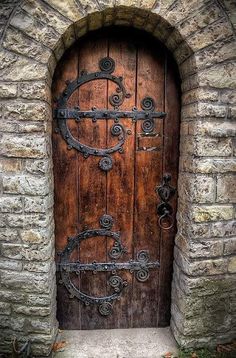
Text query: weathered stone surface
0 158 22 173
0 228 19 243
0 269 52 293
0 49 48 82
182 136 233 157
21 0 72 34
175 248 228 276
224 238 236 255
178 174 215 203
24 159 52 175
10 9 60 49
0 302 11 315
0 134 49 158
3 27 52 63
228 257 236 273
24 195 53 213
0 101 51 121
0 315 25 331
192 205 234 223
20 227 53 244
0 197 23 213
0 257 23 271
45 0 84 22
188 120 236 138
187 19 233 52
162 0 200 25
23 260 53 273
176 3 222 39
0 82 17 98
182 88 218 105
1 241 53 261
181 157 236 174
217 174 236 203
198 62 236 89
195 38 236 70
12 304 50 316
5 212 53 229
182 102 227 119
176 234 223 258
2 174 50 195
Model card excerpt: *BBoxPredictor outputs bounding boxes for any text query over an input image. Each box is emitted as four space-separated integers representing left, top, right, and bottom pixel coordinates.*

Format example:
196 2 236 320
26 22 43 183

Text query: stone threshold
53 327 177 358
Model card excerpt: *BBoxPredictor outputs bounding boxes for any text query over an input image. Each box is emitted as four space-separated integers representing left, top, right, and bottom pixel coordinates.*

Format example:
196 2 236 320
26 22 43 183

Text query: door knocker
155 174 176 230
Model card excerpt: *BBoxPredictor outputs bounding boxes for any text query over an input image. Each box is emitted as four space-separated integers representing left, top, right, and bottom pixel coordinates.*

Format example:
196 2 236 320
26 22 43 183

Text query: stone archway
0 1 235 356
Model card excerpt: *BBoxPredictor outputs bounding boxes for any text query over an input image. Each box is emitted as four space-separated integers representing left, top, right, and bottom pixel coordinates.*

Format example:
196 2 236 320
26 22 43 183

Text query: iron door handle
155 174 176 230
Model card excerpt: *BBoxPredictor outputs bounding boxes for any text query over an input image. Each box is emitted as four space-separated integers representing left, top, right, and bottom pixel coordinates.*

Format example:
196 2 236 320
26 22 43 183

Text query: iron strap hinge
53 108 166 121
56 260 160 272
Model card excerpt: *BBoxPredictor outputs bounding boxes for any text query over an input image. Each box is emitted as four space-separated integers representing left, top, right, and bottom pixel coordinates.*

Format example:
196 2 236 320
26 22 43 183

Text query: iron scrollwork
54 57 166 172
57 215 160 316
155 174 176 230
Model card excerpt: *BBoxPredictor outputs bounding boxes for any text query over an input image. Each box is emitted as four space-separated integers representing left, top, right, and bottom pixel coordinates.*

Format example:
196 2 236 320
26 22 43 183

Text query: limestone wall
0 0 235 356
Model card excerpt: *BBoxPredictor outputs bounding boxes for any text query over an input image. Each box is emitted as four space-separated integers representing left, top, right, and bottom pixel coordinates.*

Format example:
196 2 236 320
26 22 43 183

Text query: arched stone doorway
0 1 235 356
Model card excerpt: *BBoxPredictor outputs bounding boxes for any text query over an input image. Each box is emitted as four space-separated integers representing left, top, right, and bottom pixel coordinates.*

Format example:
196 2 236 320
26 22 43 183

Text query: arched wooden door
52 28 180 330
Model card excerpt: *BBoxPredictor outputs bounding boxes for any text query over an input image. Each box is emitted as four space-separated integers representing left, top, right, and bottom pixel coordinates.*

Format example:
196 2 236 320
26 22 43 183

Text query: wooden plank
157 53 180 326
106 33 136 328
132 38 165 327
52 45 80 329
77 36 108 329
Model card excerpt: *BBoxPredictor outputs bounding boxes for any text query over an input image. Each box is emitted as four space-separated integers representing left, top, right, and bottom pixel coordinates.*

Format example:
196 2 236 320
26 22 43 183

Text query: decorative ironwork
57 216 160 316
155 174 176 230
54 57 166 171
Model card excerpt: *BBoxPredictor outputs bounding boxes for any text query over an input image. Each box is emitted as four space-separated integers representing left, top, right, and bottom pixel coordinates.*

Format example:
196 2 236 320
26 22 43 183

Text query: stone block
176 235 223 258
3 27 52 63
198 62 236 89
1 101 51 121
10 9 60 50
224 238 236 255
176 3 222 39
0 197 23 213
210 220 236 238
0 158 22 173
195 39 236 70
0 82 17 98
0 228 19 242
163 0 200 25
24 159 52 175
19 81 51 103
20 228 53 244
0 302 11 315
0 134 49 158
24 195 53 213
228 257 236 273
182 88 218 105
6 212 53 229
183 157 236 174
45 0 83 22
0 257 23 271
23 260 53 273
0 315 25 331
182 102 227 119
187 137 232 157
192 205 234 222
12 304 51 316
187 19 233 52
21 0 72 34
0 270 52 293
0 49 48 82
3 174 50 195
175 248 228 276
188 121 236 138
21 241 54 261
178 174 215 203
217 174 236 203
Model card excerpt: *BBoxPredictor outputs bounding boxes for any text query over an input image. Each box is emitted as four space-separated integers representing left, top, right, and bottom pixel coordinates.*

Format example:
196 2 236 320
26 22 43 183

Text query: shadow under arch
50 6 196 82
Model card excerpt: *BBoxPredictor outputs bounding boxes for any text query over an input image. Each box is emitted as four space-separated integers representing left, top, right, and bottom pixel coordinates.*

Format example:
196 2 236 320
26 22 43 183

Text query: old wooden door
52 28 180 330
